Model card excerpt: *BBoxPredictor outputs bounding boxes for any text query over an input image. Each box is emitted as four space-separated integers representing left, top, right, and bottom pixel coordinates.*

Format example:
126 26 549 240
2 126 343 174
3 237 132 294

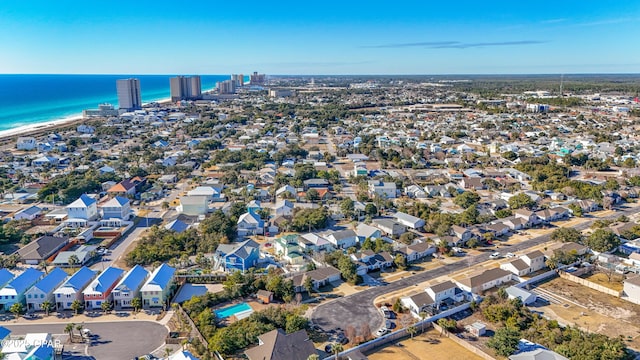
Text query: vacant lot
537 277 640 349
583 271 624 291
367 329 484 360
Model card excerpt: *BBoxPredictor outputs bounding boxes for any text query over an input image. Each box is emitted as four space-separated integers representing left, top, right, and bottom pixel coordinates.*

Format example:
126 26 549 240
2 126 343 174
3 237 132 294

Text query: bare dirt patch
366 329 484 360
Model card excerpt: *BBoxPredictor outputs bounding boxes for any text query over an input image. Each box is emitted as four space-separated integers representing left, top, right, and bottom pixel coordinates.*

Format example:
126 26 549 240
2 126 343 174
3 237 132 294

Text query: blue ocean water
0 74 231 131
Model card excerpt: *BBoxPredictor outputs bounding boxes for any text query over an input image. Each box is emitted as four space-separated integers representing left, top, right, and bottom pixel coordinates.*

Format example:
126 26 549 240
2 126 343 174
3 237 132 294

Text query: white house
326 229 358 249
100 196 131 220
396 242 435 262
426 280 460 305
624 276 640 304
111 265 149 309
14 206 42 221
16 137 37 151
456 268 513 294
355 223 382 241
273 200 294 217
25 268 68 311
66 194 98 221
177 196 208 216
237 212 264 236
393 212 426 229
275 184 296 198
368 180 397 199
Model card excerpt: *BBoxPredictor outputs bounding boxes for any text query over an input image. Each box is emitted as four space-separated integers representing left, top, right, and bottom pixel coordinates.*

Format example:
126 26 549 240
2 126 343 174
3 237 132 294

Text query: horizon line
1 72 640 76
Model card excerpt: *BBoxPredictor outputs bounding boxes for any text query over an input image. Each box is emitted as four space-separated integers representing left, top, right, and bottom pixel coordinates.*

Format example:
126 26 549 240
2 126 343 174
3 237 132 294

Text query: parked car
505 252 515 258
374 327 388 337
385 319 395 329
489 252 501 259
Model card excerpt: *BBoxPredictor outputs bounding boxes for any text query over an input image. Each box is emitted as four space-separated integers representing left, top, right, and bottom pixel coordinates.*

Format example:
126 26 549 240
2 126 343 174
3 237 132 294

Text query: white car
374 327 388 337
489 252 501 259
505 252 515 258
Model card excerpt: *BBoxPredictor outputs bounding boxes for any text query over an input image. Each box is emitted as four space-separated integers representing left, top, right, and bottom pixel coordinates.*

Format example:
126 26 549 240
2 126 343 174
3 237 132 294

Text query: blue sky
1 1 639 74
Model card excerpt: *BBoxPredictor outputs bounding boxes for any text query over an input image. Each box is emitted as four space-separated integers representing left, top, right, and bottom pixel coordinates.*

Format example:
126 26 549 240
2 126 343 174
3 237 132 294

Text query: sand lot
366 329 484 360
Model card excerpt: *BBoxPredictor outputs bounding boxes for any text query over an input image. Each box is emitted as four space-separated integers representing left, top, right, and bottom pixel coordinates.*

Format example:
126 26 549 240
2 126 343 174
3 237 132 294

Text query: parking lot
5 321 167 360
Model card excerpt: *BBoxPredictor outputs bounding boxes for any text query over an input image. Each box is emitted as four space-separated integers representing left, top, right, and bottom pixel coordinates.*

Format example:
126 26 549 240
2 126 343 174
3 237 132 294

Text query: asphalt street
5 321 167 360
311 206 640 335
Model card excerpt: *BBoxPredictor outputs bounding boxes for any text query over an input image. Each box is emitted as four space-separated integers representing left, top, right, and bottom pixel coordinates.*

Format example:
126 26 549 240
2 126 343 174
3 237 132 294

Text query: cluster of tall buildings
250 71 266 85
170 75 202 102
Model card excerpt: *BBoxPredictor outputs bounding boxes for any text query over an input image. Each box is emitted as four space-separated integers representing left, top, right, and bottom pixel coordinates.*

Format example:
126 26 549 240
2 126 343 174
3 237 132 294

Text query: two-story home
66 194 98 221
214 239 260 273
140 264 176 309
25 268 68 311
456 268 513 294
355 223 382 242
396 242 435 263
501 250 547 277
16 137 37 151
326 229 358 249
82 267 125 310
514 209 539 227
107 178 138 197
401 280 466 317
100 196 131 220
112 265 149 309
53 267 97 310
0 268 44 311
177 196 209 216
451 225 473 243
372 218 406 238
273 200 294 217
237 212 264 237
368 180 397 199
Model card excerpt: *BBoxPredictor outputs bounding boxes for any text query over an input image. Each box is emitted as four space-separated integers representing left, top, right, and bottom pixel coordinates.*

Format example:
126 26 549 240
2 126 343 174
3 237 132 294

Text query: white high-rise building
116 78 142 111
170 75 201 102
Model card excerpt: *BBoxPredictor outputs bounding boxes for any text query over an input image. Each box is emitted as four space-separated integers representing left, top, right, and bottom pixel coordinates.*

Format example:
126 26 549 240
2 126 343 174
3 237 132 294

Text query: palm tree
10 303 23 319
307 354 320 360
419 311 428 333
164 347 172 358
330 343 343 359
71 300 83 316
75 323 84 339
407 325 417 340
131 297 142 313
41 300 53 317
68 255 79 271
39 261 49 274
64 323 75 343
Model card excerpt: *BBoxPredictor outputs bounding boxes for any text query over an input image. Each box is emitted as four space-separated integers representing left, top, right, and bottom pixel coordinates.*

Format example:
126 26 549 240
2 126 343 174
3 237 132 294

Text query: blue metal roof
146 263 175 288
0 269 14 288
165 219 189 233
0 326 10 340
115 265 149 292
60 267 97 291
32 268 68 294
90 267 124 293
4 268 43 294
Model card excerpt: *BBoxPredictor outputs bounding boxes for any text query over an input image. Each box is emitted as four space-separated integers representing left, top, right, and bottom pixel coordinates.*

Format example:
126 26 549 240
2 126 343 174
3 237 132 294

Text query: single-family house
501 216 528 231
215 239 260 273
0 268 44 311
177 196 209 216
25 268 68 311
326 229 358 249
456 268 513 294
624 276 640 304
165 219 190 233
486 222 511 237
16 137 37 151
275 185 296 199
404 185 427 199
13 206 42 221
0 270 14 290
237 212 264 236
514 209 539 227
66 194 98 221
372 218 406 237
112 265 149 309
303 179 329 189
17 235 69 265
396 242 435 263
501 250 546 276
535 207 568 223
187 186 222 202
292 266 342 292
451 225 473 242
244 328 317 360
141 264 177 309
298 233 332 252
107 179 137 197
53 267 97 310
460 178 485 190
426 280 463 306
274 235 304 265
368 180 397 199
509 349 569 360
401 292 435 317
393 212 426 229
82 266 125 310
100 196 131 220
273 200 294 217
355 223 382 242
505 286 537 305
52 245 98 267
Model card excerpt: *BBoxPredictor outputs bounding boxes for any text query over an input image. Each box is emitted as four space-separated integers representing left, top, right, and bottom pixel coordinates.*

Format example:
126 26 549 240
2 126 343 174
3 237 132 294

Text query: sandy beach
0 97 173 142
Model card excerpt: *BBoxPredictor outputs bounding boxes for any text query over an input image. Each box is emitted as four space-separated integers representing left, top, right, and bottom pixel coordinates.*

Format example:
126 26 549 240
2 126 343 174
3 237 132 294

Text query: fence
515 269 558 289
329 302 472 360
558 270 622 297
173 304 210 354
431 323 496 360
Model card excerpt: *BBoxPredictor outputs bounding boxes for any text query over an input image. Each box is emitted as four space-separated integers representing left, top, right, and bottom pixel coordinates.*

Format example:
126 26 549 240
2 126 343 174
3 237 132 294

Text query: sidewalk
2 310 162 326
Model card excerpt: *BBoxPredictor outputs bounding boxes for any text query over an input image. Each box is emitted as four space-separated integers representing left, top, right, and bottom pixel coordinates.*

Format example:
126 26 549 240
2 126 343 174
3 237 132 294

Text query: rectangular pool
215 302 253 319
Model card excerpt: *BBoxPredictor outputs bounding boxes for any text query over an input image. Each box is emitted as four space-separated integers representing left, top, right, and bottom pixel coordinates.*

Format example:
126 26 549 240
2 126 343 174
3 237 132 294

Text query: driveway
311 206 640 335
5 321 167 360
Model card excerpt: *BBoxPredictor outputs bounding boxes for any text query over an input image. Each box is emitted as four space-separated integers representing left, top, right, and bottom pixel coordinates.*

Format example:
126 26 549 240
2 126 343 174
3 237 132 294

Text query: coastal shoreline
0 97 173 142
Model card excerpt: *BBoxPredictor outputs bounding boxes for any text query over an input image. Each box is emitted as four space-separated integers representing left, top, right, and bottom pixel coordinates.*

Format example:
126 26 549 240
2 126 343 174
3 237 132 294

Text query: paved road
311 207 640 335
5 321 167 360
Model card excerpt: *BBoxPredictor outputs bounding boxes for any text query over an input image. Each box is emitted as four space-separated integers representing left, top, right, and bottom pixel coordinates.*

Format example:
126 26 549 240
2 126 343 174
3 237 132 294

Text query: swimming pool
215 302 253 319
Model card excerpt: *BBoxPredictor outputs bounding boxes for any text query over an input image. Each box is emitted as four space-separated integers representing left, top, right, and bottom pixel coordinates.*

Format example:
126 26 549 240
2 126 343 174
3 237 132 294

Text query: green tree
101 300 113 314
71 299 83 315
65 323 75 343
568 203 583 217
508 193 535 210
550 227 583 243
364 203 378 217
131 297 142 313
41 300 53 317
340 198 355 219
487 327 521 357
10 302 23 318
337 255 358 284
394 254 407 270
68 254 80 270
330 343 343 359
303 276 314 295
407 325 417 339
305 188 319 202
454 191 481 209
585 229 620 253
